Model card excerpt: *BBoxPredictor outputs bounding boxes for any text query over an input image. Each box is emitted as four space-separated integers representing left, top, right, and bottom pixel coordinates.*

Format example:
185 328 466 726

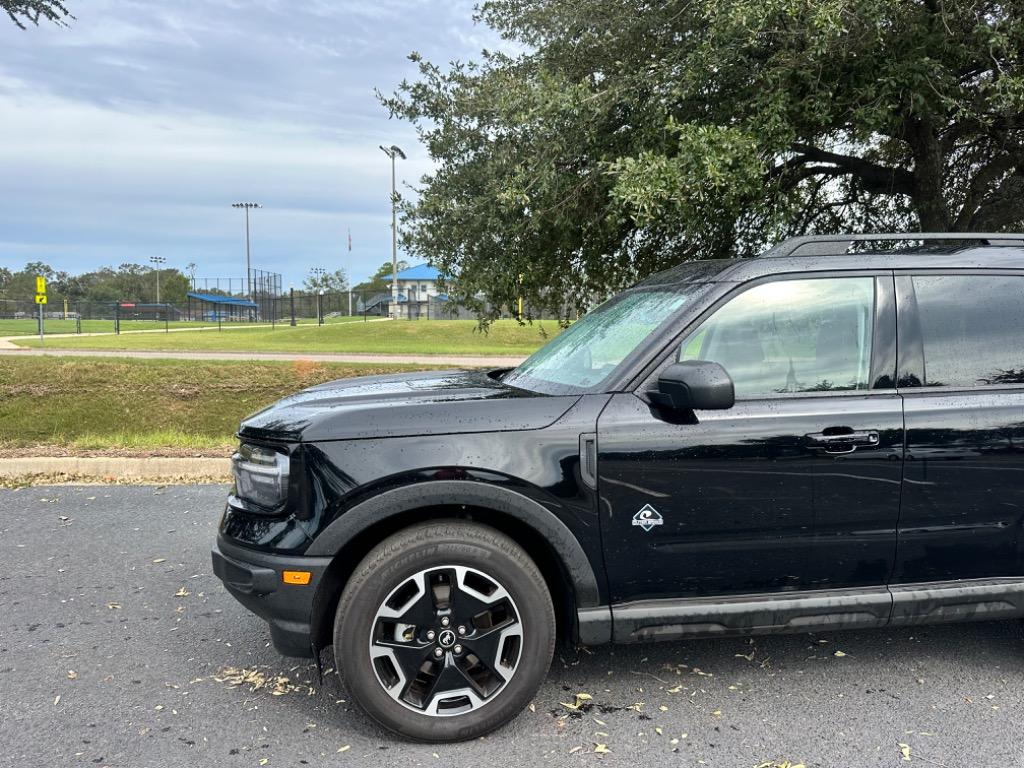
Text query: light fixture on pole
310 266 326 291
379 144 406 318
231 202 262 300
149 256 167 304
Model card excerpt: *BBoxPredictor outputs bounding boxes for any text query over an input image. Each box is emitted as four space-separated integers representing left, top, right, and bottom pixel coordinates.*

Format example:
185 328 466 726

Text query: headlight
232 443 290 511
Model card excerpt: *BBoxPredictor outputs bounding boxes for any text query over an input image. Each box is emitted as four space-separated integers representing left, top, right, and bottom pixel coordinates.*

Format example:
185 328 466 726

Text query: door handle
806 428 880 454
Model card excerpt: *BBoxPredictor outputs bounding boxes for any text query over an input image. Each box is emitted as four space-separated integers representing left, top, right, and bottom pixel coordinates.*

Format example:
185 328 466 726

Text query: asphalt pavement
2 485 1022 768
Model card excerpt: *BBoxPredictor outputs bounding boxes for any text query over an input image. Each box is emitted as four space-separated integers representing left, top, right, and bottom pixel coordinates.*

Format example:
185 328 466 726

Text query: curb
0 457 231 483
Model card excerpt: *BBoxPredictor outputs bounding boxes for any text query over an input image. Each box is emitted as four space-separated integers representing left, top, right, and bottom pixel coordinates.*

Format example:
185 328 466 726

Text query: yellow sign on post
35 275 48 344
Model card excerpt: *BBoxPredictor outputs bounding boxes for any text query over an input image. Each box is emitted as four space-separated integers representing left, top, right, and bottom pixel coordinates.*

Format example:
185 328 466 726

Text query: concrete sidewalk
0 346 526 366
0 456 231 483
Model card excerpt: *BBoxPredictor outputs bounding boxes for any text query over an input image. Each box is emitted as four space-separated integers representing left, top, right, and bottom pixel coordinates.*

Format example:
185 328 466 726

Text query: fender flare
305 480 602 608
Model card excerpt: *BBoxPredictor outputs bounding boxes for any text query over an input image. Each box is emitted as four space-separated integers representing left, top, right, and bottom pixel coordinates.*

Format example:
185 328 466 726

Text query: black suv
212 233 1024 741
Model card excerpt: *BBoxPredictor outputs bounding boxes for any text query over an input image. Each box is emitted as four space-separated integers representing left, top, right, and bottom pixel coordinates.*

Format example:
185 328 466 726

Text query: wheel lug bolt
457 625 467 635
440 616 451 627
453 644 463 655
434 647 444 658
426 630 436 641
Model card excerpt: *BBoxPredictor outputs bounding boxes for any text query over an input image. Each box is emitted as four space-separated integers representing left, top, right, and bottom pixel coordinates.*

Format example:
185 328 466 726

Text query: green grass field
0 357 441 451
10 318 561 356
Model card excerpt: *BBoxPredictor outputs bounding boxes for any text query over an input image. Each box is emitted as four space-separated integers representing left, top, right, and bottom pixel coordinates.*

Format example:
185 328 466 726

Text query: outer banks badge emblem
632 504 663 532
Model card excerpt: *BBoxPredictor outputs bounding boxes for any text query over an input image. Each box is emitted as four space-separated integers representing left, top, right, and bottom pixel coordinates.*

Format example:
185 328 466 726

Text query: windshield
504 284 706 395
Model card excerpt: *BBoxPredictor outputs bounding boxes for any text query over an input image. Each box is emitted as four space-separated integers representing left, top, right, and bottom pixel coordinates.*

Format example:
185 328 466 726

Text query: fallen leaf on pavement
560 692 593 710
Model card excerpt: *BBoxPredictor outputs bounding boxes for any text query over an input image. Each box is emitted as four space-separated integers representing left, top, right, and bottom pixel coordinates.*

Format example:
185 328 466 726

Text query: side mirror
650 361 735 412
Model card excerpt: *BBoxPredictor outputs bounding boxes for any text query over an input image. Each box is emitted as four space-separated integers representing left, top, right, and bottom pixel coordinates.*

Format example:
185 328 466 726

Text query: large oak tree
383 1 1024 319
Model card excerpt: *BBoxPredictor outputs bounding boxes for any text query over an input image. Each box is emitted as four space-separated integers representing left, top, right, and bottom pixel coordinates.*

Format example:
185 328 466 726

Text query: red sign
120 303 136 308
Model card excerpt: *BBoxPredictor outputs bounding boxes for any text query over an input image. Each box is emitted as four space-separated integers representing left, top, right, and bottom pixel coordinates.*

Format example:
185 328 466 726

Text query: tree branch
954 153 1023 229
782 143 915 196
2 0 72 29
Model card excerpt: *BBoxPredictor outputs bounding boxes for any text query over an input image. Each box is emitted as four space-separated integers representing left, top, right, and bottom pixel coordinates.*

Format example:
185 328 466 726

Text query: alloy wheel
368 565 523 716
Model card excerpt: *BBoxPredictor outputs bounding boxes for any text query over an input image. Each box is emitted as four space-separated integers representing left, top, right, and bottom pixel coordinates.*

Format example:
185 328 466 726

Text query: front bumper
212 536 333 657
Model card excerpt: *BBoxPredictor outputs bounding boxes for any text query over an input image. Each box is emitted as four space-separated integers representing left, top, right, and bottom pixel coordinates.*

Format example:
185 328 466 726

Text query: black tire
333 520 555 742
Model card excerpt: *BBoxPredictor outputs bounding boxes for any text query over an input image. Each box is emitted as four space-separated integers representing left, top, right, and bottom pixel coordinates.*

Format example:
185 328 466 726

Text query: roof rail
761 233 1024 258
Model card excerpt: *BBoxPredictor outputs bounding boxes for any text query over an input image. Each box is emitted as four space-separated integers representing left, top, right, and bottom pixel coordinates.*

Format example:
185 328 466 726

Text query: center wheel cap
437 629 457 648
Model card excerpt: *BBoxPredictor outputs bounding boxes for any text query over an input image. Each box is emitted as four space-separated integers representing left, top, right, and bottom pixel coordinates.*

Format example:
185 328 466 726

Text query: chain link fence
0 290 567 336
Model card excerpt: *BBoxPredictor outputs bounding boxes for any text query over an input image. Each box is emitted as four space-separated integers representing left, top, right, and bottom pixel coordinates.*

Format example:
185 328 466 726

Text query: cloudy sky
0 0 497 286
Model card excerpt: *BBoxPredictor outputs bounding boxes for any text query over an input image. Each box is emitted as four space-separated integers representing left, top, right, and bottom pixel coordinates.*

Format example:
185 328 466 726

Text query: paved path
3 484 1023 768
0 346 526 366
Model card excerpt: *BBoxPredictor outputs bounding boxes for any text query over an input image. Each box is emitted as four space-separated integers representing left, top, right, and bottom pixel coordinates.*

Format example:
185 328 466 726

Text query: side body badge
632 503 664 532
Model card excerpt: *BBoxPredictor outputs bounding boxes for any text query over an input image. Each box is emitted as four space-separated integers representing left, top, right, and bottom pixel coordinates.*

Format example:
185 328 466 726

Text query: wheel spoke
463 619 522 676
377 571 435 627
415 658 474 709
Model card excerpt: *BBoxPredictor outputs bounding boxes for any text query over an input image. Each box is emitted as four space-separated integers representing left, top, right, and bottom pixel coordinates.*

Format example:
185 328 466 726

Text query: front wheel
333 521 555 742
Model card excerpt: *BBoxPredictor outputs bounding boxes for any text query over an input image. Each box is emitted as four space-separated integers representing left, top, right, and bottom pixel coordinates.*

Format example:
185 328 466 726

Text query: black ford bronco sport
213 233 1024 741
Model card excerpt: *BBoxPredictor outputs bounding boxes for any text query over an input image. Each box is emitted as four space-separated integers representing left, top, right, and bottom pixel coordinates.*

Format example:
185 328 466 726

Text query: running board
604 578 1024 644
889 578 1024 626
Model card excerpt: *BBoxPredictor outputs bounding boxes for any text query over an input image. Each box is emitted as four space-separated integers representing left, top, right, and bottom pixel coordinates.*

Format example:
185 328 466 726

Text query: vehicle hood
238 368 580 442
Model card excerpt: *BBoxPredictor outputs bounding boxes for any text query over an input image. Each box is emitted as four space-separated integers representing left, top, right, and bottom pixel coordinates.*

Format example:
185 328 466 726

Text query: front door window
679 277 875 397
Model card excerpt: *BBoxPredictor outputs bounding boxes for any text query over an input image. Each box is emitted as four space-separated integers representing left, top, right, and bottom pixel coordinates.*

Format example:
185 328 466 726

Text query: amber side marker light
282 570 312 585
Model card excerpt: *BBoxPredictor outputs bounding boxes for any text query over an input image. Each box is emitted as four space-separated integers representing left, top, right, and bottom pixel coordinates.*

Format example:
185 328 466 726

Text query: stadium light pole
149 255 166 304
231 202 261 300
311 267 326 324
379 145 406 318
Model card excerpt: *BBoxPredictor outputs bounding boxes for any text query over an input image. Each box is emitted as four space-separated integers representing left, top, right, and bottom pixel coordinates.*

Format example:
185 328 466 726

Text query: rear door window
913 275 1024 387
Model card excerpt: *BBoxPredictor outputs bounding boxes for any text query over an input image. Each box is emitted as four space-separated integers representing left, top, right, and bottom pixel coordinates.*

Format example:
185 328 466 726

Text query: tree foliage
352 259 409 295
2 0 72 29
303 268 349 293
382 0 1024 320
0 262 190 305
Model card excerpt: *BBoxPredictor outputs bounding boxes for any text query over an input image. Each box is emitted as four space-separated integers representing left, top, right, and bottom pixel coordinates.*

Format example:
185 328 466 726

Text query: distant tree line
0 259 417 307
0 262 191 306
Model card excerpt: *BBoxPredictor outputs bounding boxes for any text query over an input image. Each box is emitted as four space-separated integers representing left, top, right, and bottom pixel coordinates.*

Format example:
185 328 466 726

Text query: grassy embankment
0 357 444 453
10 318 561 356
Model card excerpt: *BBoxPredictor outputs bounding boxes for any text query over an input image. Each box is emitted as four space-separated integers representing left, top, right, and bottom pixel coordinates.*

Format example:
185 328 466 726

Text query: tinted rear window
914 275 1024 387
